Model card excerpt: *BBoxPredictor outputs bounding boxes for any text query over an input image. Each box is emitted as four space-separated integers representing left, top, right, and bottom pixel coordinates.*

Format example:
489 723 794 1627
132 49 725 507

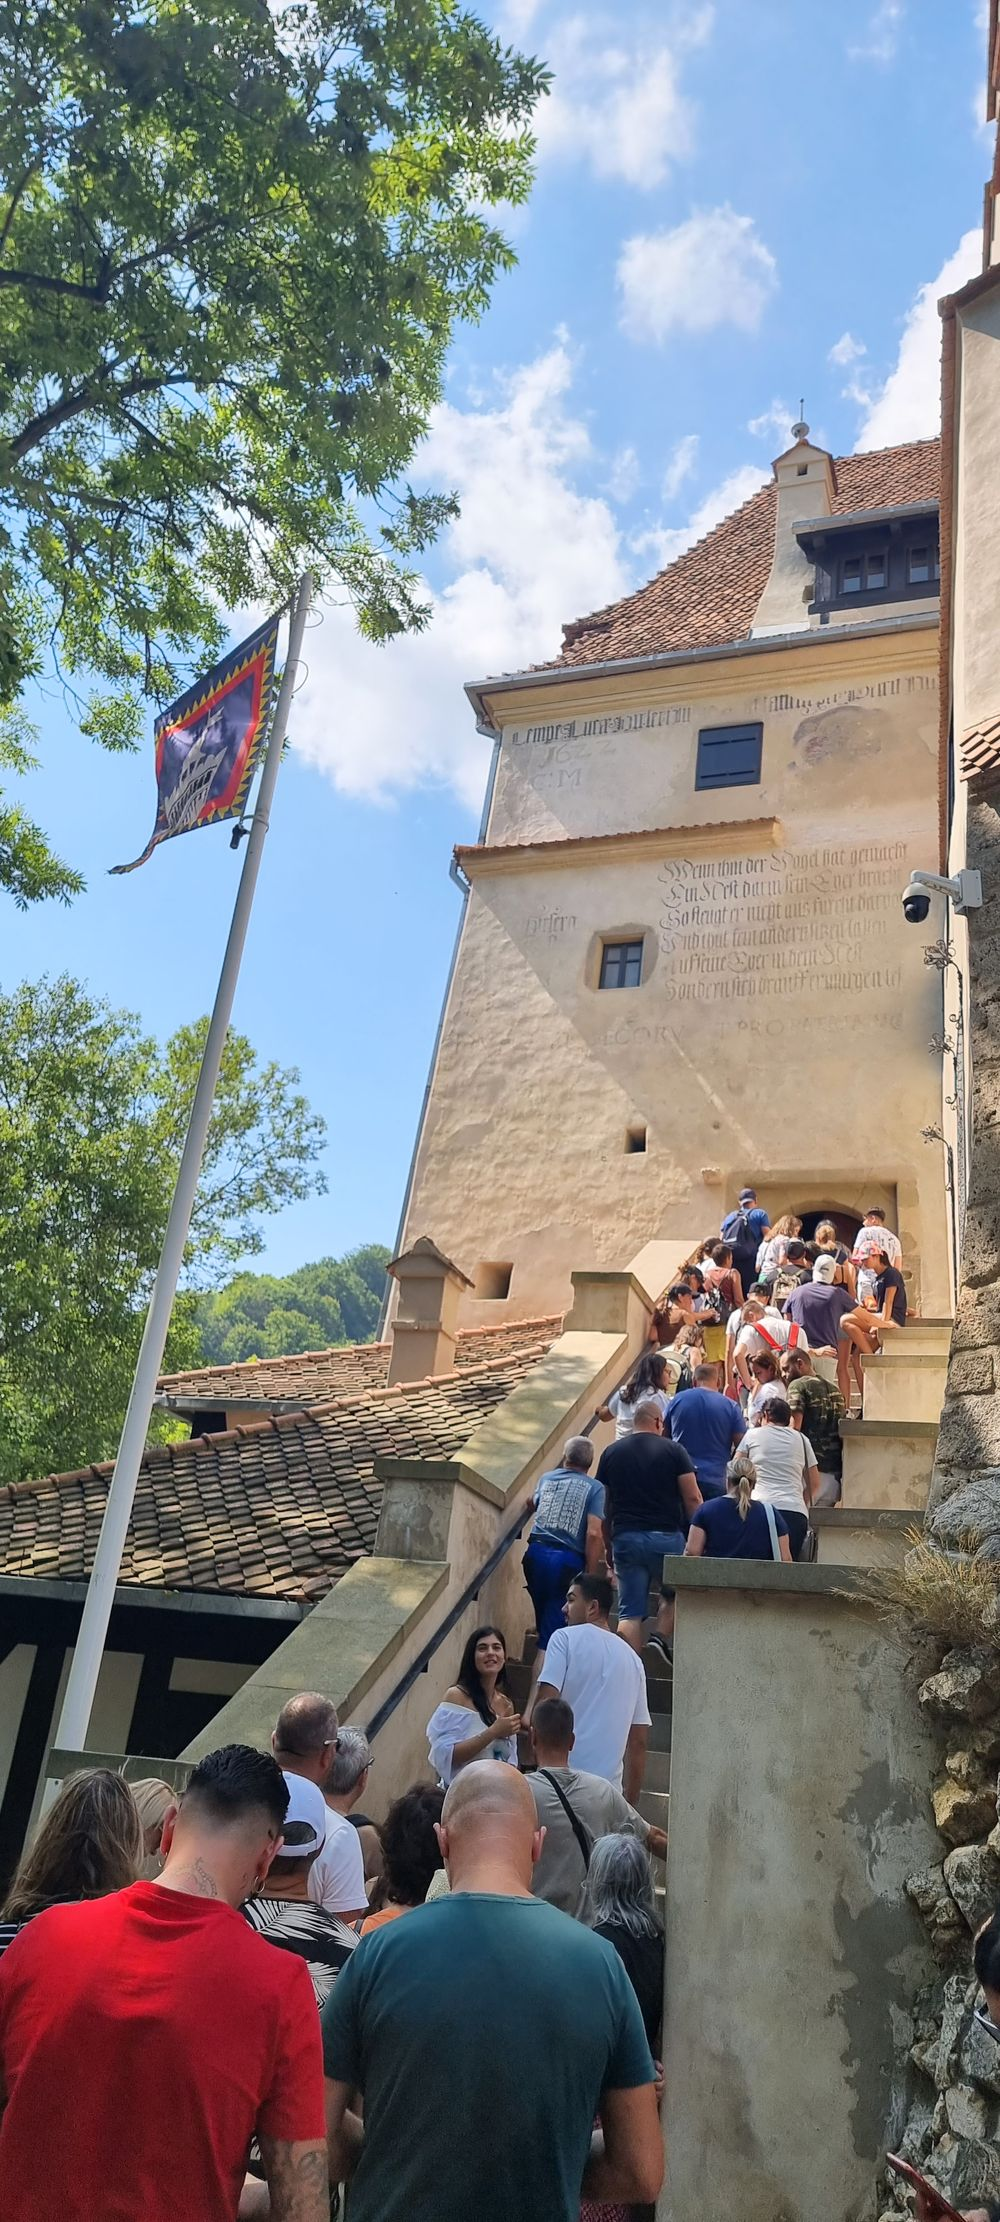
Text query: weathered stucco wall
660 1563 940 2222
402 629 948 1324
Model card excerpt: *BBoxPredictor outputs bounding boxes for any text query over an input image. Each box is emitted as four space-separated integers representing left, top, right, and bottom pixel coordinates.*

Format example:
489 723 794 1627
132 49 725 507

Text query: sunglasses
975 2004 1000 2045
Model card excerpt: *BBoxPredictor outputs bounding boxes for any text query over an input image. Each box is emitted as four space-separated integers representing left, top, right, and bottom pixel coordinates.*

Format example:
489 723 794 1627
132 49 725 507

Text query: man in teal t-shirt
322 1762 661 2222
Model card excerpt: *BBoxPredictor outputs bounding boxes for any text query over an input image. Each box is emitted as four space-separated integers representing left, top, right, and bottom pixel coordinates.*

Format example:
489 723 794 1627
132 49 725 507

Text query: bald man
523 1434 606 1649
322 1762 661 2222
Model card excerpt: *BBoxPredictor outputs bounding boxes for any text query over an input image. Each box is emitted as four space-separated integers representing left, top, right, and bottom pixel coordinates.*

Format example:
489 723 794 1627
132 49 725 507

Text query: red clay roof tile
0 1342 557 1605
545 440 940 670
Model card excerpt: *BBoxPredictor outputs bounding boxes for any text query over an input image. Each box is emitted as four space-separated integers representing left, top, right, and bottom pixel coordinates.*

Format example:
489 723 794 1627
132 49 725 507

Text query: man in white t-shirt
271 1691 367 1922
531 1574 651 1802
734 1308 809 1397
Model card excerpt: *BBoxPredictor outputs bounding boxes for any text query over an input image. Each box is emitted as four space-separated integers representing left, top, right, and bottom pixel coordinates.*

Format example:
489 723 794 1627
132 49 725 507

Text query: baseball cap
279 1771 327 1856
739 1187 757 1203
812 1256 837 1285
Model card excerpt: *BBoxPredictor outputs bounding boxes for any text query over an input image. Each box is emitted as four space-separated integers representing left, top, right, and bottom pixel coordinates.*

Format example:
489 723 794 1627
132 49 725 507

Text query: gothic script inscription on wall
657 842 906 1005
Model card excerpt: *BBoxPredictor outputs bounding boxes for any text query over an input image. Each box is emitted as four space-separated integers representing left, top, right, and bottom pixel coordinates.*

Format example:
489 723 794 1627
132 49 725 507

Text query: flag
111 614 281 874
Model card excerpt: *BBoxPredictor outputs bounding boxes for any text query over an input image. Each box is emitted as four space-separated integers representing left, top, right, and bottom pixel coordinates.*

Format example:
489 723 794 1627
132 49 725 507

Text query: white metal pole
54 572 314 1754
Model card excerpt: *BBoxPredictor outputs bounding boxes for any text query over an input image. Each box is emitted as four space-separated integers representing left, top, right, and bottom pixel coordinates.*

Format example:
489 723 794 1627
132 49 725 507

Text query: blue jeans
613 1529 686 1621
523 1539 585 1647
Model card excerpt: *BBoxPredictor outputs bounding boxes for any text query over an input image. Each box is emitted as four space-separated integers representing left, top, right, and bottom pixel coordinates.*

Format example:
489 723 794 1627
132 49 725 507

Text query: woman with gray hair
580 1834 664 2052
580 1834 664 2222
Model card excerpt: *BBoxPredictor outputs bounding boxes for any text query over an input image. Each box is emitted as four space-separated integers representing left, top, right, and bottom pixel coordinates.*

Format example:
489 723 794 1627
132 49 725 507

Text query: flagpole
54 571 314 1756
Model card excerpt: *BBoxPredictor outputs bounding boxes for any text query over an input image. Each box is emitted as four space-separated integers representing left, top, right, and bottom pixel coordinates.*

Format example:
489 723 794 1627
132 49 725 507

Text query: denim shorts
613 1528 686 1620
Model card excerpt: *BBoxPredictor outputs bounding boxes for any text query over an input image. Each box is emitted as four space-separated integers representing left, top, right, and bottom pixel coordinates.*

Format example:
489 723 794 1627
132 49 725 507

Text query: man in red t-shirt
0 1744 327 2222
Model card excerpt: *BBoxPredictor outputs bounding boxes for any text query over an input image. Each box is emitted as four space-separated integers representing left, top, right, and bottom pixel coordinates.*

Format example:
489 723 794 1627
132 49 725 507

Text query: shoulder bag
762 1501 783 1563
538 1769 593 1873
796 1434 819 1562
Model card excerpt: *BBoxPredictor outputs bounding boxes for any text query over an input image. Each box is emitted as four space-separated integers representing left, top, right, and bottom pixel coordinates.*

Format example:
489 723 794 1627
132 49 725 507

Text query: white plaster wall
403 636 949 1326
954 298 1000 731
168 1658 252 1697
0 1648 35 1806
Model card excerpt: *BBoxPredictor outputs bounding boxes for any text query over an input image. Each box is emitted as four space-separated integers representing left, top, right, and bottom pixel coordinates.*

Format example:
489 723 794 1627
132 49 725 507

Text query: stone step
648 1710 672 1753
861 1350 946 1425
638 1787 669 1831
812 1507 915 1568
839 1417 936 1514
643 1748 671 1793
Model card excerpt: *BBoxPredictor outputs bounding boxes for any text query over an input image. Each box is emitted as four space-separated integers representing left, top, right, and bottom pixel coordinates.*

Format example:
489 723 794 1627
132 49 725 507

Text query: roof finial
791 398 809 442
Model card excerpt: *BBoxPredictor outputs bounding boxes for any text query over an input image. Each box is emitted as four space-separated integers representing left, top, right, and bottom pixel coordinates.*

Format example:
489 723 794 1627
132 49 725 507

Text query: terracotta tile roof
157 1316 562 1410
959 713 1000 784
548 440 941 669
0 1344 555 1605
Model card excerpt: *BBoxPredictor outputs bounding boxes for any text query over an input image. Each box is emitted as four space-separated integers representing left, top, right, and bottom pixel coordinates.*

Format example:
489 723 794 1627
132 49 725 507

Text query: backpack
771 1264 805 1307
721 1208 752 1249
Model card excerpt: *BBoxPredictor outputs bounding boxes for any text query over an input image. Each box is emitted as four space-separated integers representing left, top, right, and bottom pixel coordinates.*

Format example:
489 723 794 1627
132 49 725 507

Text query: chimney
385 1237 473 1387
750 416 835 639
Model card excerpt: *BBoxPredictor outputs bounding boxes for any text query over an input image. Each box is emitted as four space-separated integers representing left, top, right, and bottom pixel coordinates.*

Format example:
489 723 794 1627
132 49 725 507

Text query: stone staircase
508 1636 672 1851
839 1316 950 1516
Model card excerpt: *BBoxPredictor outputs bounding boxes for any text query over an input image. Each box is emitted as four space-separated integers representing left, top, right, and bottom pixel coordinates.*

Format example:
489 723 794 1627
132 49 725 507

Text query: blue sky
5 0 990 1277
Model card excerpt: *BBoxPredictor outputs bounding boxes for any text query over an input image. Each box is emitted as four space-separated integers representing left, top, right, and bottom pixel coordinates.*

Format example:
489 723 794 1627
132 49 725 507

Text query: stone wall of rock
878 1641 1000 2217
875 777 1000 2213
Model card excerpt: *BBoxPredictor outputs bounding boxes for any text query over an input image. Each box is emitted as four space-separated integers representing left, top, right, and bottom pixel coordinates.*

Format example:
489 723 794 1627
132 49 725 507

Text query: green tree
195 1244 390 1364
0 0 545 902
0 974 327 1480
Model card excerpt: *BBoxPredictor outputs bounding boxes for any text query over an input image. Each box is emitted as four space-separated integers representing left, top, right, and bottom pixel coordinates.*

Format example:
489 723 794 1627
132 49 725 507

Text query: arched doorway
797 1206 862 1248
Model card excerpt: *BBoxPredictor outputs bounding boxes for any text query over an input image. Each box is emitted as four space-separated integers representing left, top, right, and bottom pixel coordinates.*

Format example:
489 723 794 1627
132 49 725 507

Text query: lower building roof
0 1333 558 1607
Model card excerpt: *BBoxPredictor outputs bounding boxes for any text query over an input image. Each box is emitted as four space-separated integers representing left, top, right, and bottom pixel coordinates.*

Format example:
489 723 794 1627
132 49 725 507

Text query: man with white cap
242 1771 359 2007
781 1253 854 1364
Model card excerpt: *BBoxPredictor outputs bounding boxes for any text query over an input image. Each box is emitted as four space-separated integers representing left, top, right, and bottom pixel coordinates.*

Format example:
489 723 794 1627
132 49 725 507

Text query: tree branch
0 258 111 303
9 371 185 461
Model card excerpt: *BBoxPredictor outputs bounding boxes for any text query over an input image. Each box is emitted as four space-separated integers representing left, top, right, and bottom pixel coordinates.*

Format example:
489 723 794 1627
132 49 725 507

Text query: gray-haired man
523 1434 606 1650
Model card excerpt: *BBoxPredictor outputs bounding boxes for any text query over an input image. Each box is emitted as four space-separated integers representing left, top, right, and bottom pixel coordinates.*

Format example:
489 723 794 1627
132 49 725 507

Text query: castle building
394 430 952 1324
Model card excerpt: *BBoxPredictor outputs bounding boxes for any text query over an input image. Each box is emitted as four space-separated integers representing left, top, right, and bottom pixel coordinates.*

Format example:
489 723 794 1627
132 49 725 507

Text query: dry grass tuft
858 1531 1000 1650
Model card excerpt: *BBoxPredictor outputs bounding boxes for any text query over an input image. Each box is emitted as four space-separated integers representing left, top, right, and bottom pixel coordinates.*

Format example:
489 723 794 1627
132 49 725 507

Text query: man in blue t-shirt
523 1437 606 1647
322 1762 662 2222
666 1363 747 1499
720 1187 771 1300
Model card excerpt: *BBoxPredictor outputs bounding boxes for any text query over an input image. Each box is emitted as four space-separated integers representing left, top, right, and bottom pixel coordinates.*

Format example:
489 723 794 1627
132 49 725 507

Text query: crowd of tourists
0 1679 665 2218
0 1188 919 2222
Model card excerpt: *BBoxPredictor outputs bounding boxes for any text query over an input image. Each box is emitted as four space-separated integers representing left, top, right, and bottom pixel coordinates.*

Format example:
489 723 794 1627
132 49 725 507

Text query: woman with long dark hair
596 1350 674 1439
426 1626 521 1786
0 1769 142 1958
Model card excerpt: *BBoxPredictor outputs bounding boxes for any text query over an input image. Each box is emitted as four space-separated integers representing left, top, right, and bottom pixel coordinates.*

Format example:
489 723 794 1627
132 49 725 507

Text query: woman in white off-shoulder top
426 1625 521 1787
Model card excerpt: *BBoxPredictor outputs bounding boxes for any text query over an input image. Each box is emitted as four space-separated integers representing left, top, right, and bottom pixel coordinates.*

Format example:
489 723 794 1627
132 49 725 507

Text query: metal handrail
363 1330 663 1745
365 1500 533 1741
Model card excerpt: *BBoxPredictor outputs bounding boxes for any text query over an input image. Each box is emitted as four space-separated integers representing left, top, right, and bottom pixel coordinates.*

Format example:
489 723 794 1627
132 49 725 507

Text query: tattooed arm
258 2137 329 2222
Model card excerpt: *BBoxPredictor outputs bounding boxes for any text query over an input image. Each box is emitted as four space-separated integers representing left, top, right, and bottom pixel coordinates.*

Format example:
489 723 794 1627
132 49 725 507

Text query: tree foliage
0 974 327 1480
0 0 546 899
194 1245 390 1364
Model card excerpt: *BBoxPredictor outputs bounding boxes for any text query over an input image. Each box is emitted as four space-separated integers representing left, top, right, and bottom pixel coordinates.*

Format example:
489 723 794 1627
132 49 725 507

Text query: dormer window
798 504 940 618
908 544 938 585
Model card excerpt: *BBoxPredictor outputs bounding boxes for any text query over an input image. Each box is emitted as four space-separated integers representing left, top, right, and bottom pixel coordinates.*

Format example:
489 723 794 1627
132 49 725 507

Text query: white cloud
849 1 905 63
632 463 766 571
618 206 778 345
829 331 866 367
662 433 699 501
292 344 630 809
855 228 981 449
747 398 797 447
606 445 641 502
533 6 714 190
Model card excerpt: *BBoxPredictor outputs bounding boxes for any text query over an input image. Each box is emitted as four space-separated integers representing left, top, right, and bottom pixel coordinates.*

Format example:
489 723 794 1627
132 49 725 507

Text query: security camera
901 868 982 924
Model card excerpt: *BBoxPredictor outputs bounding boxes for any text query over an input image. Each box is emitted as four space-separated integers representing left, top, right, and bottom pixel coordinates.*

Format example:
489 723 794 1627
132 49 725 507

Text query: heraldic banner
111 613 280 874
